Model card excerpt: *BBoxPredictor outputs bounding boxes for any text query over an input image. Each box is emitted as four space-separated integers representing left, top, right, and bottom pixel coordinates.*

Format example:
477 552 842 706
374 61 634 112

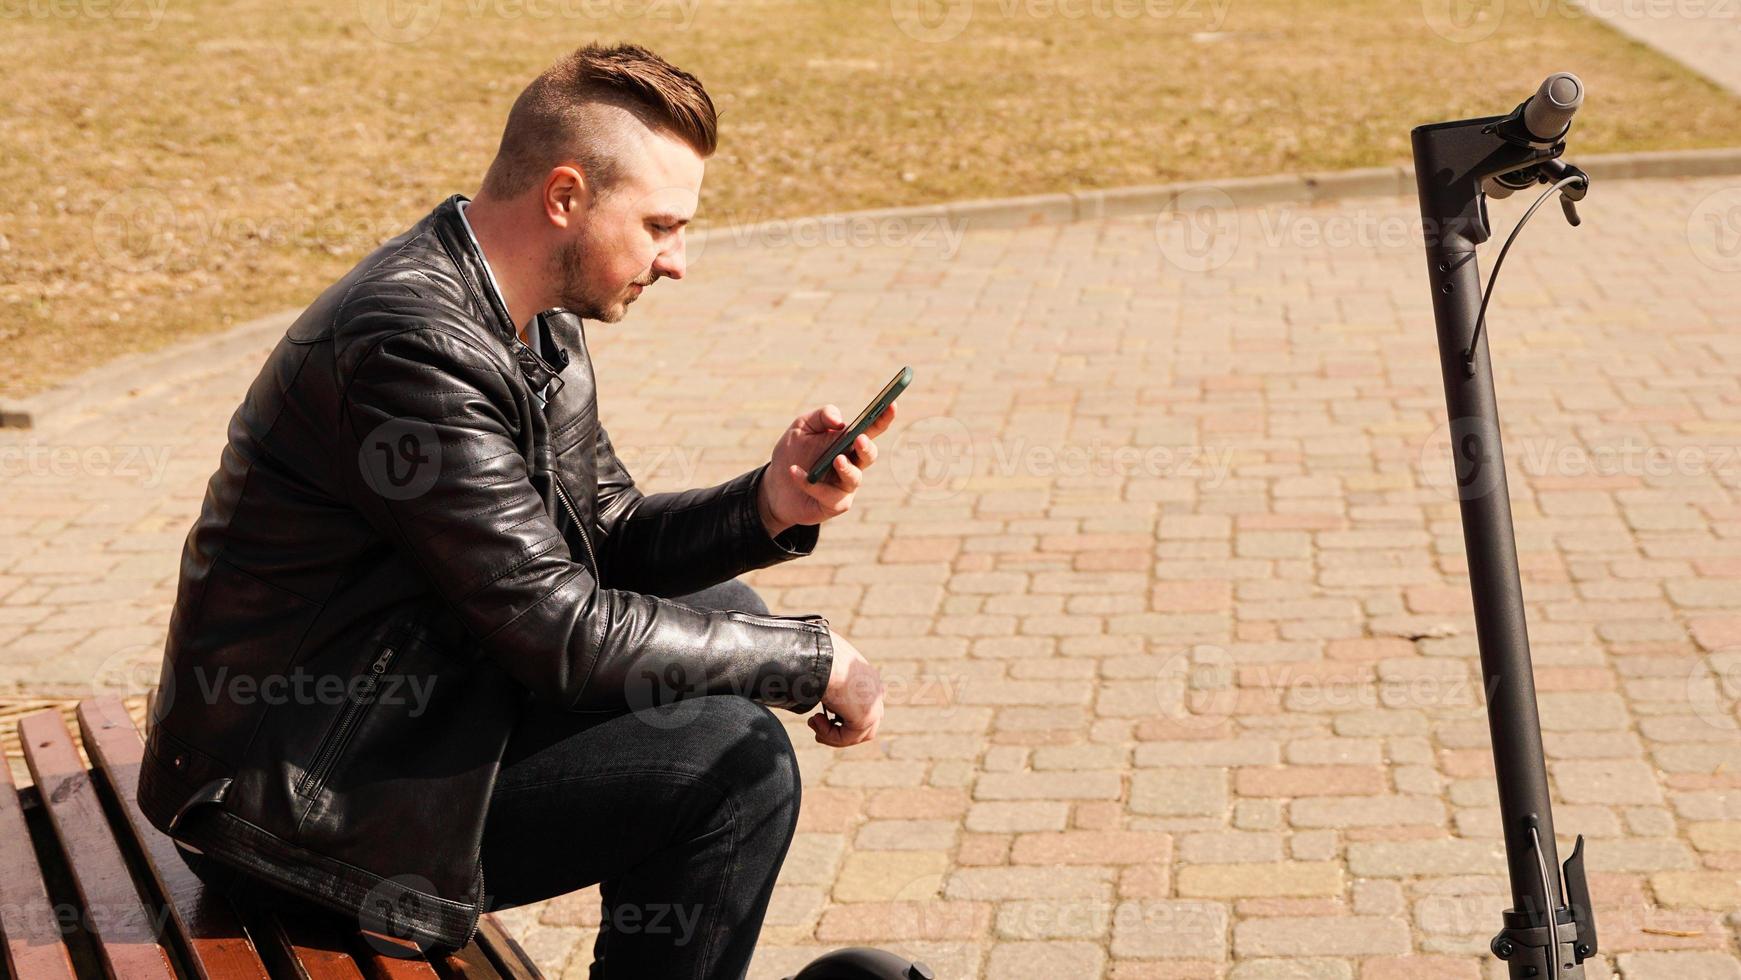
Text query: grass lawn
4 0 1740 397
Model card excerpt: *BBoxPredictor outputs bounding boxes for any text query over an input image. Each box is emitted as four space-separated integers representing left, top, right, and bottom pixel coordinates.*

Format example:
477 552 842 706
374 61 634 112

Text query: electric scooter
1413 73 1600 978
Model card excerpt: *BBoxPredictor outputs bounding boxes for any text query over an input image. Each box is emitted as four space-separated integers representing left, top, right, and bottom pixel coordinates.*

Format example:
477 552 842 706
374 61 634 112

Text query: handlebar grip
1522 72 1583 141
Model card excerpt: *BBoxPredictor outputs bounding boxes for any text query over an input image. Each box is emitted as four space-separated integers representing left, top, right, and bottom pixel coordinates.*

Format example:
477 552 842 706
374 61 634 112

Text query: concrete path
3 174 1740 978
1573 0 1741 96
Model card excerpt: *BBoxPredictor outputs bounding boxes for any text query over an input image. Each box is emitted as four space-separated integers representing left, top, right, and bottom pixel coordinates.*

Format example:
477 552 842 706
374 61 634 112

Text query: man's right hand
808 629 885 747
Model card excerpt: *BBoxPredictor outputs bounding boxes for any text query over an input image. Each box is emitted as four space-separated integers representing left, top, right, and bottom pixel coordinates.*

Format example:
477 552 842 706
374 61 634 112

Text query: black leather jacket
137 195 835 952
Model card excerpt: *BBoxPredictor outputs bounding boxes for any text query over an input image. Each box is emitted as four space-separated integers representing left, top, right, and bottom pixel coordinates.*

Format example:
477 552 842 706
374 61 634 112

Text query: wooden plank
19 708 176 979
472 915 544 980
236 900 369 980
429 938 508 979
349 928 444 980
76 697 271 980
0 754 77 980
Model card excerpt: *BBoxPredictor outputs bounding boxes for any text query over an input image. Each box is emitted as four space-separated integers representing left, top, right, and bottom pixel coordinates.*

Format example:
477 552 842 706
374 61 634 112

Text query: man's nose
653 234 686 281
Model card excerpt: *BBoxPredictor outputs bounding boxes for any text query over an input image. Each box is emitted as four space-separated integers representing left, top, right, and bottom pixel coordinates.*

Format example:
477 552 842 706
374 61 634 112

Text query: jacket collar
434 194 580 405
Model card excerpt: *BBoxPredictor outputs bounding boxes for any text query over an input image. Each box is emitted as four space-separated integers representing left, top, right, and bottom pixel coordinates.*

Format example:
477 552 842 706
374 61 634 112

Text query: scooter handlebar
1522 72 1584 142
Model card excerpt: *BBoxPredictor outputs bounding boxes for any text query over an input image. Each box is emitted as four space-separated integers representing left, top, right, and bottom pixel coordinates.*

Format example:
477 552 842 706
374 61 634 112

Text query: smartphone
806 366 912 485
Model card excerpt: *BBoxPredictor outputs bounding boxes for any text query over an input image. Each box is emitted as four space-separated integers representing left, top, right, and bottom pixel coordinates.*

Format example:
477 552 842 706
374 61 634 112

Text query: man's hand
757 402 897 537
808 629 885 747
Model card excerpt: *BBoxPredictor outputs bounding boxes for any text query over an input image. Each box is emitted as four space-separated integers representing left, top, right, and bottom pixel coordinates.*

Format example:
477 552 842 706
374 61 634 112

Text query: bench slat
348 929 444 979
19 707 177 979
237 899 369 980
0 754 78 980
76 697 272 980
473 915 544 980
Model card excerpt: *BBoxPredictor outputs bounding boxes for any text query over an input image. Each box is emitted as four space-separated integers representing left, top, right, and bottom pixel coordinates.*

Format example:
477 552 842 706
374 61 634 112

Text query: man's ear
542 165 588 229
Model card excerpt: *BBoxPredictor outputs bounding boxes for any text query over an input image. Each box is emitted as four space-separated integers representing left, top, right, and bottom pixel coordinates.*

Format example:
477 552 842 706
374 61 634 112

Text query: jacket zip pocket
551 473 602 588
295 643 402 799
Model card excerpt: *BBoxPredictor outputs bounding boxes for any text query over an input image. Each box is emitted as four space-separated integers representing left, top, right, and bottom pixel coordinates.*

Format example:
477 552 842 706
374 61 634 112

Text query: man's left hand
758 402 896 537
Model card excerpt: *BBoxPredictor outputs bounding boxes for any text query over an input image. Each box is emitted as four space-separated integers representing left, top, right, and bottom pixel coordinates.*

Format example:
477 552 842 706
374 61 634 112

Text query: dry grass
4 0 1740 397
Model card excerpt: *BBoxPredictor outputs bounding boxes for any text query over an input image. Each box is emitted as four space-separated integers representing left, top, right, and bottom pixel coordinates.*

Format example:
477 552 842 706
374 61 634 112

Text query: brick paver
4 174 1740 977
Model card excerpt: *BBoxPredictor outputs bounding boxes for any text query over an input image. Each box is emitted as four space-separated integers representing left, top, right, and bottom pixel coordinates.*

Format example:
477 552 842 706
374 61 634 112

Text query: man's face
552 128 703 323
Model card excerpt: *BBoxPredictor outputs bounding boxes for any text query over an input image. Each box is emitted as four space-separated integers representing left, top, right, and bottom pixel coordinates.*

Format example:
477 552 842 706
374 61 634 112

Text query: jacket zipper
551 473 602 587
295 643 400 799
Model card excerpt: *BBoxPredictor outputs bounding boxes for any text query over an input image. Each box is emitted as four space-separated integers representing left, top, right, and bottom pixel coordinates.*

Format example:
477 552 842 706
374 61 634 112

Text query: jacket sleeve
591 422 819 597
337 322 833 714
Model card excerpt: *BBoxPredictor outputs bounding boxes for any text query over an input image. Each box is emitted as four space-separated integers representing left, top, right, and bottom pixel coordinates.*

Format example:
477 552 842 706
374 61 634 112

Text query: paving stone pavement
4 173 1741 978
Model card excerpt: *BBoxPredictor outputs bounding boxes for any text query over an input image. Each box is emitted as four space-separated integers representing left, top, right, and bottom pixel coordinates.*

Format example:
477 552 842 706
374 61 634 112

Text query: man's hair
480 43 717 200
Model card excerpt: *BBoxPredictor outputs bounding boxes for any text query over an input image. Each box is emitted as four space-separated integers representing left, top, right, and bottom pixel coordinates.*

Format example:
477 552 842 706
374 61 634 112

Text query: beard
550 236 651 324
550 236 615 322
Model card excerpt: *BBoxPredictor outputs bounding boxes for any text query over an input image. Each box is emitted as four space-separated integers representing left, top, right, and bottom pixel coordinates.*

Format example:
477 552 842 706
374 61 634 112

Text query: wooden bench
1 696 545 979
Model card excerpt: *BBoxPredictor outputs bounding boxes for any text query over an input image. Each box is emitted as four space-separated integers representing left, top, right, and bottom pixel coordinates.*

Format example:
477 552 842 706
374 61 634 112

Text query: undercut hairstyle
480 43 717 201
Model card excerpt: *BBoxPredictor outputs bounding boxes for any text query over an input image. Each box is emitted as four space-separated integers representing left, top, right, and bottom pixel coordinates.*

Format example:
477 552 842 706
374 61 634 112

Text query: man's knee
713 577 770 616
693 696 800 818
676 578 769 616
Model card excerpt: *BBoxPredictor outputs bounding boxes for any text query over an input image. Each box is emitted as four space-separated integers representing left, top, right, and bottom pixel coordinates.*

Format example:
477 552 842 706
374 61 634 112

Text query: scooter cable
1463 173 1589 373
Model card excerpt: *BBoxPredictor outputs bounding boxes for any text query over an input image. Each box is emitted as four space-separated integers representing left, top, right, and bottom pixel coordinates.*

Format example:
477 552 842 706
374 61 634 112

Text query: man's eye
652 222 676 234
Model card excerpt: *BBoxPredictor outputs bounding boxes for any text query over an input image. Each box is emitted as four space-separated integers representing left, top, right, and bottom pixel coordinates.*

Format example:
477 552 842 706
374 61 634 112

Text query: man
138 42 890 978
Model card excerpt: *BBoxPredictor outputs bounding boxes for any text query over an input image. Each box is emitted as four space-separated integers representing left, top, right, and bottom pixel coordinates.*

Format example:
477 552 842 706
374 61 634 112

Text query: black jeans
175 578 803 980
478 578 804 980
